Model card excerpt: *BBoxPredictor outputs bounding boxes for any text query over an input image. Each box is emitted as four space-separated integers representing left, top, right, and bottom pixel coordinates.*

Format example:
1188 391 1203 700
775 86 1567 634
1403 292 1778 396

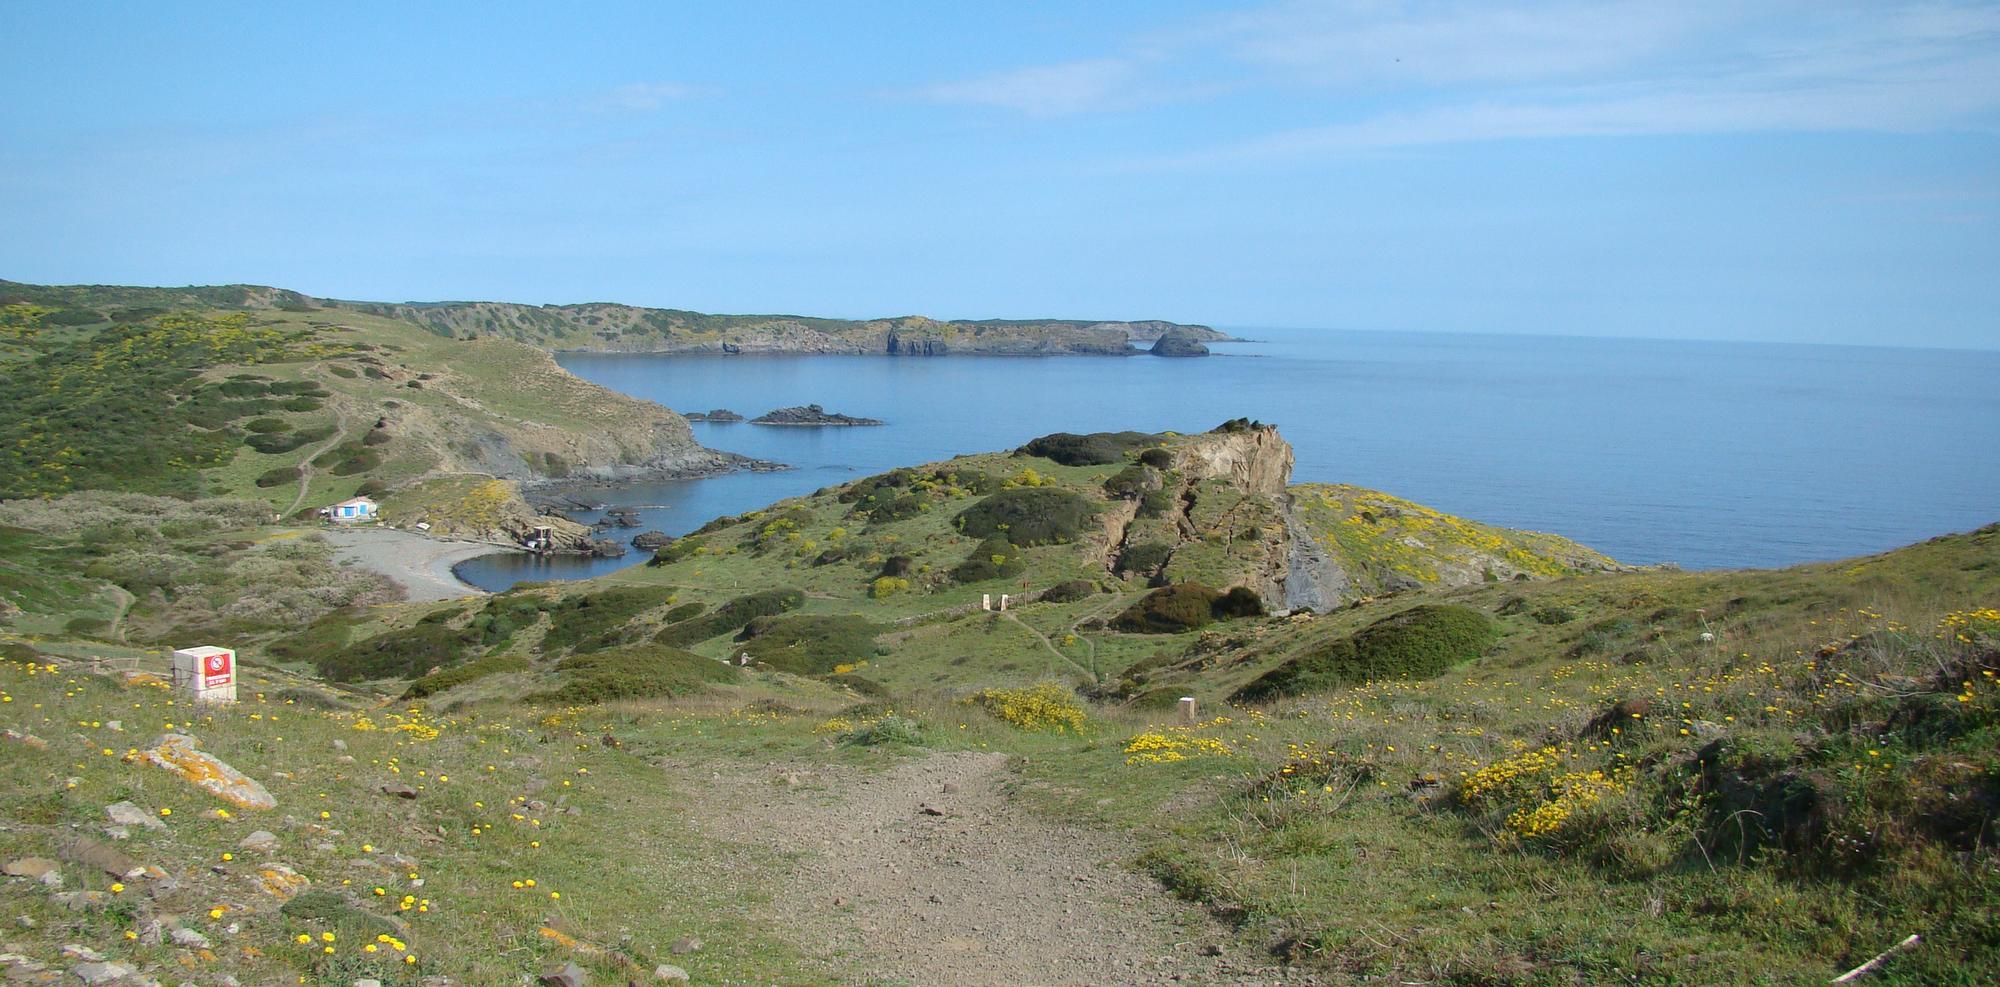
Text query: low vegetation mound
964 683 1088 732
535 644 738 704
1112 582 1266 633
540 586 668 654
950 536 1027 584
1235 604 1495 700
955 487 1098 546
738 614 882 675
1017 430 1162 466
653 588 803 646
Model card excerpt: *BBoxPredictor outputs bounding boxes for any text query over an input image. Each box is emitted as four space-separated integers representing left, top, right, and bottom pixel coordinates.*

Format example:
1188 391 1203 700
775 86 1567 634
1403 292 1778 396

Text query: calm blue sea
455 328 2000 591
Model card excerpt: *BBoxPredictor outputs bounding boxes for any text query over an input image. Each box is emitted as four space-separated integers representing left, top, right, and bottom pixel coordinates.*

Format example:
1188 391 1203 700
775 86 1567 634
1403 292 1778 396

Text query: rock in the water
631 530 672 550
685 408 744 422
128 734 276 810
239 831 279 853
750 403 883 426
539 962 587 987
584 538 628 558
105 802 167 831
1148 327 1210 357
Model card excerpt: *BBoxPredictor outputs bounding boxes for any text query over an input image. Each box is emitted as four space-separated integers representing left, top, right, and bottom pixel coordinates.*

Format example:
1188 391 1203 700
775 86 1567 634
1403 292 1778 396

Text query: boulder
127 734 276 810
1148 327 1210 357
631 530 672 551
750 403 883 426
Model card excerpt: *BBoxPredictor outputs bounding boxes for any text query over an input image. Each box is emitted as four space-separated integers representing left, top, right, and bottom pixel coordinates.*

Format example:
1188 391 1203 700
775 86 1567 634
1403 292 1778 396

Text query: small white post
999 594 1010 611
1178 696 1198 724
981 594 991 611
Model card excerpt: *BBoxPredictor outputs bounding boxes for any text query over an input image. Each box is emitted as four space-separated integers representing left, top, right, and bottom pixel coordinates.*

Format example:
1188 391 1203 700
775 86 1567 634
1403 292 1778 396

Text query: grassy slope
1291 481 1625 591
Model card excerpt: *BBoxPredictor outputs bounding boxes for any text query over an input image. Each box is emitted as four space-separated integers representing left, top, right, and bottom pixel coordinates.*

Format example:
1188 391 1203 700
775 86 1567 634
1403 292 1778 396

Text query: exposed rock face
1171 423 1294 499
1148 327 1211 357
631 530 672 550
751 404 884 426
685 409 744 422
126 734 277 810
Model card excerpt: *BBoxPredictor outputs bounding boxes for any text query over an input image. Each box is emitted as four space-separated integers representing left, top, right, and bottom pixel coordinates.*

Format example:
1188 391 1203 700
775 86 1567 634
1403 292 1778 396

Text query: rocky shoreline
750 404 883 426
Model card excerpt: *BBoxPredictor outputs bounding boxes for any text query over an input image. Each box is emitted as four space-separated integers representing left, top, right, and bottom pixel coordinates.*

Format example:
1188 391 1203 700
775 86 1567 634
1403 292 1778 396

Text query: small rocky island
685 409 744 422
751 403 884 426
1149 326 1211 357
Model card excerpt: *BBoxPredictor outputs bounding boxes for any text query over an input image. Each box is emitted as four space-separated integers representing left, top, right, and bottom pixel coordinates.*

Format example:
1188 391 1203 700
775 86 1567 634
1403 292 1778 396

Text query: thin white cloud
912 58 1142 116
583 82 712 113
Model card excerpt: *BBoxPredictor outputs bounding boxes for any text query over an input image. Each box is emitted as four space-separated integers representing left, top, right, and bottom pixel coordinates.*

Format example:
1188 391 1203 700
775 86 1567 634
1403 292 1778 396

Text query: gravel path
319 527 511 602
675 750 1318 987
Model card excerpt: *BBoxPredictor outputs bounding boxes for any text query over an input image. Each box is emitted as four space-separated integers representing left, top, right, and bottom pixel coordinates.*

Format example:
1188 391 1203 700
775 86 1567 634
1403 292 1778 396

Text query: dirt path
286 401 353 518
673 751 1311 987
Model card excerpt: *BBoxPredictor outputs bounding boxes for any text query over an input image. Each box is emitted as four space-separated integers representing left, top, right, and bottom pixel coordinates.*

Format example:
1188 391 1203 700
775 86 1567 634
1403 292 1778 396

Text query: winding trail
670 751 1314 987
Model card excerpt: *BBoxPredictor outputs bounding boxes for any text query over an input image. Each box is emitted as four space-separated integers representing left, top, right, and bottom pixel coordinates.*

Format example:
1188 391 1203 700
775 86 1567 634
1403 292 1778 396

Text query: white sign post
171 647 238 704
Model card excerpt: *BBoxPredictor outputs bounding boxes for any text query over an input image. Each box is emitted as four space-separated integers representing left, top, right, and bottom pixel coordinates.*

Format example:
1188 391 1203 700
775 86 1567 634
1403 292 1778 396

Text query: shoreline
320 527 516 603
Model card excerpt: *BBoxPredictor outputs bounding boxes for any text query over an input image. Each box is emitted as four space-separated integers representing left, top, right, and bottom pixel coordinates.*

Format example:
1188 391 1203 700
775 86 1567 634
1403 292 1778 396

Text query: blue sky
2 1 1996 347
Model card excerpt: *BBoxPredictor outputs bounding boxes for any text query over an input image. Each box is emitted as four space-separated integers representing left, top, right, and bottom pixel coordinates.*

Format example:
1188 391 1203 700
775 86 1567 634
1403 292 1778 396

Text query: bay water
455 328 1999 591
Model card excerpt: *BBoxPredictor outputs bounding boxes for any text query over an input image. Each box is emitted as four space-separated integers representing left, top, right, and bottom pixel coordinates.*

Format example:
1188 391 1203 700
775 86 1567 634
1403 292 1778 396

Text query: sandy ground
673 750 1322 987
318 527 513 602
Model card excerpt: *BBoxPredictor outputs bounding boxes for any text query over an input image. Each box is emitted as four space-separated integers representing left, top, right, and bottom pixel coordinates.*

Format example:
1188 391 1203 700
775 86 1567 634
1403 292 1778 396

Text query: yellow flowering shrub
1457 743 1631 839
1123 729 1232 765
964 683 1087 732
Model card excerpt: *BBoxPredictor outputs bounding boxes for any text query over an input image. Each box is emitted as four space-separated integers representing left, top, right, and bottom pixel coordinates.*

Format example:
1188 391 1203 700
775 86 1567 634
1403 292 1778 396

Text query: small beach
319 527 513 602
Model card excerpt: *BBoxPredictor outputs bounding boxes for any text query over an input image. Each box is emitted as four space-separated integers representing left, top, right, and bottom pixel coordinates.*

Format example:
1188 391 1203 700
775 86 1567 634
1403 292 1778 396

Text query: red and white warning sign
203 650 233 687
172 646 238 703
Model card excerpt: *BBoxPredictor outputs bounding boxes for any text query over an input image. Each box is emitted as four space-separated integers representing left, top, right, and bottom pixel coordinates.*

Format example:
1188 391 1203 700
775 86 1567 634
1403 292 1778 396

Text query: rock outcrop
1149 327 1211 357
751 404 884 426
685 409 744 422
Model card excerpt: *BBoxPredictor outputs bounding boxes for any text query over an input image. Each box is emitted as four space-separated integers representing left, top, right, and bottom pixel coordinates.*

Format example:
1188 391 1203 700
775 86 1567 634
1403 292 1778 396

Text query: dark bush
315 622 479 681
1532 605 1578 625
1137 447 1174 469
243 417 289 433
281 397 324 412
654 589 804 646
362 429 392 446
328 450 381 476
1040 579 1098 604
328 365 358 379
1018 430 1161 466
1213 586 1267 619
402 653 527 699
738 614 882 675
1112 582 1223 634
245 432 306 454
956 487 1098 546
1138 486 1176 519
1235 604 1497 701
1103 464 1162 499
534 644 738 704
1117 541 1173 576
879 555 916 578
254 466 302 488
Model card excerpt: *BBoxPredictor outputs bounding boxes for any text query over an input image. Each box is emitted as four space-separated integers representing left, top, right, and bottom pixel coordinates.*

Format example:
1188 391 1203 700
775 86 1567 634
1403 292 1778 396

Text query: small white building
328 497 379 523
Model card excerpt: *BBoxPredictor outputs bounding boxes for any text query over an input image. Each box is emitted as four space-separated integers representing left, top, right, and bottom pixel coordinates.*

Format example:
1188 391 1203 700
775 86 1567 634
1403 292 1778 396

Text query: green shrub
315 621 481 681
647 536 705 566
540 587 668 654
1103 464 1161 499
254 466 302 488
245 432 307 454
870 576 910 598
956 487 1098 546
964 682 1088 732
63 616 111 636
361 429 392 447
243 417 289 433
281 396 324 412
1117 541 1173 577
738 614 882 675
1236 604 1497 701
401 653 528 699
534 644 738 704
1137 447 1174 469
1213 586 1267 619
879 555 915 578
1040 579 1098 604
950 536 1026 584
1018 431 1161 466
1113 582 1223 633
328 365 357 379
328 449 382 476
839 715 926 747
654 589 803 646
1533 605 1578 625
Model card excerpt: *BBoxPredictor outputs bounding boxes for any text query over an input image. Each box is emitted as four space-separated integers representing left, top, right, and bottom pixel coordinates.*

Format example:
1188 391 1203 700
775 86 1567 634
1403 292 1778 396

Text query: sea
454 327 2000 592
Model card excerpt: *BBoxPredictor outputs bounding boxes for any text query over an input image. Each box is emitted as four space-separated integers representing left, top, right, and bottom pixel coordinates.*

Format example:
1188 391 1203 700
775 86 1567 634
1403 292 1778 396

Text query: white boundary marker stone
170 647 237 704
